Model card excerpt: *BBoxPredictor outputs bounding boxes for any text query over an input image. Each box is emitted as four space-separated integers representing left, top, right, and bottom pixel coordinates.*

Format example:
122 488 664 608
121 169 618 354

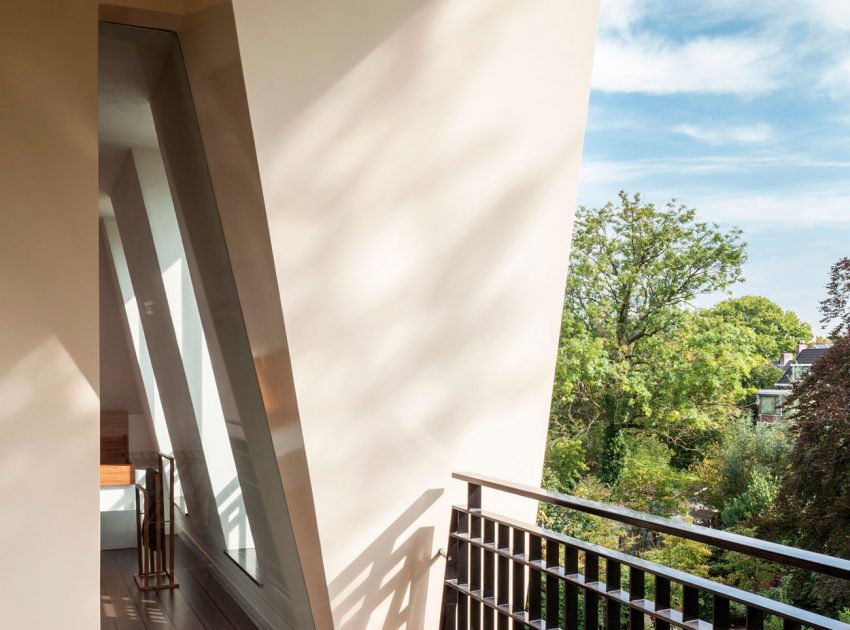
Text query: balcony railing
441 472 850 630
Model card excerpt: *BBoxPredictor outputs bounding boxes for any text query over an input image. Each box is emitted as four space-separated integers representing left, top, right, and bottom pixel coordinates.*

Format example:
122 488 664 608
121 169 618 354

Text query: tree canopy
707 295 812 360
567 191 746 353
554 193 750 480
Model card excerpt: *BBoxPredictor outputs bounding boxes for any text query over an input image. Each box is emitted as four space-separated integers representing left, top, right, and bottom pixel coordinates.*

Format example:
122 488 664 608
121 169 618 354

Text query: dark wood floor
100 537 259 629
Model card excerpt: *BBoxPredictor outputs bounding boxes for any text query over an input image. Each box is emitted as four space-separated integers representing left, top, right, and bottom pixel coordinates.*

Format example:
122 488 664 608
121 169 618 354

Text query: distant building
755 342 832 420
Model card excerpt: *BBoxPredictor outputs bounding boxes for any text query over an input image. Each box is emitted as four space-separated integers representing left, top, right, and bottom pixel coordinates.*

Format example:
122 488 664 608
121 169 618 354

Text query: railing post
655 576 671 630
586 552 600 630
441 508 460 630
468 483 482 511
467 481 481 629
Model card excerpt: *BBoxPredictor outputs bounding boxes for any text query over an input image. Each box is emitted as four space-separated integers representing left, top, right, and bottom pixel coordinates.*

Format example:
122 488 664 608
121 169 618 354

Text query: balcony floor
100 537 258 629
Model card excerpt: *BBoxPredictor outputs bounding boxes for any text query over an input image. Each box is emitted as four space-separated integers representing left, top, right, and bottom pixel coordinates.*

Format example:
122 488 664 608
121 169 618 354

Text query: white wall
0 2 100 628
229 1 600 627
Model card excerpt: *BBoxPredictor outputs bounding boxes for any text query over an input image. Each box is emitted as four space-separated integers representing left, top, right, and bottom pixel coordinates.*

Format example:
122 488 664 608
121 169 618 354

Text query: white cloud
785 0 850 33
672 122 774 145
591 34 784 96
597 0 643 35
819 56 850 98
580 154 850 187
696 192 850 225
591 0 850 97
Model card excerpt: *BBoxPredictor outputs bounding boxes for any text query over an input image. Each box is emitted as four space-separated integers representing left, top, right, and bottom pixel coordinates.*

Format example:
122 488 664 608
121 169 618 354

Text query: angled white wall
227 1 600 626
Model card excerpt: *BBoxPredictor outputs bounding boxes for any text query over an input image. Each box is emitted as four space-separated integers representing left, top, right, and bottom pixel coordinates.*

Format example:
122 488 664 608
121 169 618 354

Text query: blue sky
577 0 850 336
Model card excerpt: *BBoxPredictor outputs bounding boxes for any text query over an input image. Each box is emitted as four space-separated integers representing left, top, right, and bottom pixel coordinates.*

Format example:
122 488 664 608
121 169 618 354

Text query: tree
707 296 812 361
555 193 748 480
693 414 791 515
820 257 850 337
567 192 746 352
613 434 693 517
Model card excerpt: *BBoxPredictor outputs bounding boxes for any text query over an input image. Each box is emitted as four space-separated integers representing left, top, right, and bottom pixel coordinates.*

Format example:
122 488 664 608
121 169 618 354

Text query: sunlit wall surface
102 215 180 506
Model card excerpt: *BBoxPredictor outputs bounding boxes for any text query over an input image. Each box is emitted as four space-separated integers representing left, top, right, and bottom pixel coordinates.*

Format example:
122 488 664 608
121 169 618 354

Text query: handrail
453 471 850 580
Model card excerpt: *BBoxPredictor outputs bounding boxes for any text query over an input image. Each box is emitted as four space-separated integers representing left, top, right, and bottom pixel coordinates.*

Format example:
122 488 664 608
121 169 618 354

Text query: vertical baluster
528 535 543 623
497 524 511 630
606 560 621 630
167 456 174 580
713 595 730 630
782 620 800 630
471 513 482 630
134 485 142 581
654 577 670 630
458 510 470 629
155 467 163 589
628 568 644 630
512 529 526 627
565 546 579 629
747 607 764 630
545 540 560 629
483 518 496 630
585 552 600 630
442 509 460 630
142 486 149 588
682 586 699 624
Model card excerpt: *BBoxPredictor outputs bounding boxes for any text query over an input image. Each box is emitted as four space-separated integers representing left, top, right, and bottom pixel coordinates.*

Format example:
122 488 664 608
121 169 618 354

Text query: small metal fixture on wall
134 452 179 591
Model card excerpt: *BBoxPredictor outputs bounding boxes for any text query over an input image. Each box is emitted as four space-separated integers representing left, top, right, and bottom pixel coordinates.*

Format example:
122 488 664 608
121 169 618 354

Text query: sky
577 0 850 336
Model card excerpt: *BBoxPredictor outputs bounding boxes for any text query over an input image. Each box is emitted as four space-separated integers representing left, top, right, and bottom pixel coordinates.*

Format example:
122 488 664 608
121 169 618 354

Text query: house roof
775 347 831 385
795 347 830 364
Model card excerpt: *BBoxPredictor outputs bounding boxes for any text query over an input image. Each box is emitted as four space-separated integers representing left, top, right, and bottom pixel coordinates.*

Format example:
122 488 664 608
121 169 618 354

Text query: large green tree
556 192 748 480
566 192 746 352
706 295 812 361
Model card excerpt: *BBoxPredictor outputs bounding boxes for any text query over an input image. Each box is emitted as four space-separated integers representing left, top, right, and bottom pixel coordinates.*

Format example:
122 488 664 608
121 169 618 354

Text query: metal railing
441 472 850 630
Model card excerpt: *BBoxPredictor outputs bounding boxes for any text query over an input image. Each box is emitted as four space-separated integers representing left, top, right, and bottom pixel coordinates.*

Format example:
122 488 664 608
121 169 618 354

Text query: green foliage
613 434 693 516
691 414 791 513
537 195 846 622
567 192 746 352
720 467 780 528
542 434 587 493
643 536 712 578
707 296 813 360
551 194 750 483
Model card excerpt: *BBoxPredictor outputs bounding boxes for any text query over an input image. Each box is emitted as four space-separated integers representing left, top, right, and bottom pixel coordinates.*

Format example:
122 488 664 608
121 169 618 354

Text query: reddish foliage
773 337 850 612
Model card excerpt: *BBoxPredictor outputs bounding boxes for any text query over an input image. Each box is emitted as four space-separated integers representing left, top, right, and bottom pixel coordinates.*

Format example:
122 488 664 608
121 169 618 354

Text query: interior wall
0 2 100 628
228 1 600 627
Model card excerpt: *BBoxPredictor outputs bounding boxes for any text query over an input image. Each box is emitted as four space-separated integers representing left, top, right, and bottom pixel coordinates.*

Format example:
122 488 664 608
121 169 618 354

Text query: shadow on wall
328 489 444 630
207 0 589 627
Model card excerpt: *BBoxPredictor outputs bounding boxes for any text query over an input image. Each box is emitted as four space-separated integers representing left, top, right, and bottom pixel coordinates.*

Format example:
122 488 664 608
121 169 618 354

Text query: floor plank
101 550 153 629
100 537 258 629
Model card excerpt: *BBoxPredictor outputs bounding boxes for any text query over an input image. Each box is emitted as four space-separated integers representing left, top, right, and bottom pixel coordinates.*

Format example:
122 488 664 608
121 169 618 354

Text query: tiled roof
795 347 830 364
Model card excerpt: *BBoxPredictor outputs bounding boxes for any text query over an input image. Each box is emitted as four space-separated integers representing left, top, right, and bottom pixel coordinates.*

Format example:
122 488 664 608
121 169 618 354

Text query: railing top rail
453 471 850 580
